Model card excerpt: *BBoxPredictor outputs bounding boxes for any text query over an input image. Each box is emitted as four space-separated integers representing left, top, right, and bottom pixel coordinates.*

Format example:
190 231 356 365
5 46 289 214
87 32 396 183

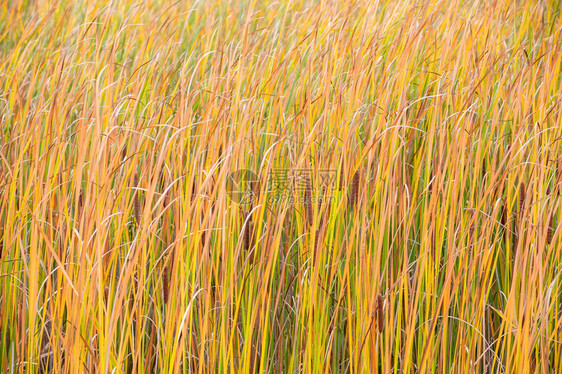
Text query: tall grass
1 0 562 372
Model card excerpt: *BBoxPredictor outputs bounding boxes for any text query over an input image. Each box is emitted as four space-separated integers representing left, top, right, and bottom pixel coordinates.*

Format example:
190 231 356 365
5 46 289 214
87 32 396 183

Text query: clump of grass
1 0 562 373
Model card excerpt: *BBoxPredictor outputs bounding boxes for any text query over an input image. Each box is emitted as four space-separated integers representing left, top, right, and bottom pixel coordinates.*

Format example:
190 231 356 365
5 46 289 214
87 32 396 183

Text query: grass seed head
348 169 360 210
133 173 141 224
547 215 555 245
519 181 526 214
304 175 313 225
376 294 384 333
243 216 254 253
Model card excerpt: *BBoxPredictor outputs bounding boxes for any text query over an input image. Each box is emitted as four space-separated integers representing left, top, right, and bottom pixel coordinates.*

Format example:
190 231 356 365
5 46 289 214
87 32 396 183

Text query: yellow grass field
1 0 562 372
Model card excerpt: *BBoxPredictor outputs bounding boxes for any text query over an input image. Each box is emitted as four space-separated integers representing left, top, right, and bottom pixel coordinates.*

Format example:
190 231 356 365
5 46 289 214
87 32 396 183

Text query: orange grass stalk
162 258 172 304
134 172 141 224
162 183 173 304
501 198 507 234
557 156 562 196
318 185 331 228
